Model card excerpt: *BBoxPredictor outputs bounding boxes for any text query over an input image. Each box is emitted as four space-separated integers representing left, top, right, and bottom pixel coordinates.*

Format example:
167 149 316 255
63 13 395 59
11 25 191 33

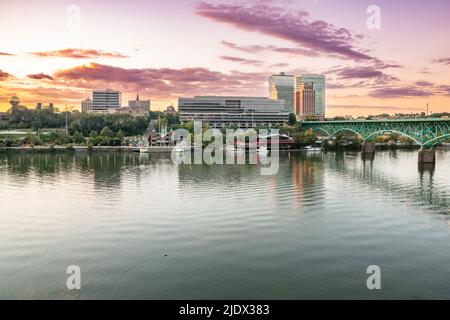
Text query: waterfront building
269 72 295 113
295 75 326 118
92 89 122 111
178 96 289 128
81 98 93 113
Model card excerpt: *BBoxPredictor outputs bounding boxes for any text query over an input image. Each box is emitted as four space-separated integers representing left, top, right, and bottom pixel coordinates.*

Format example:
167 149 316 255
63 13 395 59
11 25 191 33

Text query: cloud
270 62 289 68
52 63 267 99
0 70 13 81
0 52 15 56
414 81 434 87
30 48 128 59
432 58 450 65
220 55 263 66
27 73 54 80
334 66 398 82
198 2 373 61
369 87 433 98
221 40 316 57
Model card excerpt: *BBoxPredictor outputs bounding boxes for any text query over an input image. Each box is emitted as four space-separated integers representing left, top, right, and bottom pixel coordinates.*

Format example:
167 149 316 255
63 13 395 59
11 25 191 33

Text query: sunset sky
1 0 450 116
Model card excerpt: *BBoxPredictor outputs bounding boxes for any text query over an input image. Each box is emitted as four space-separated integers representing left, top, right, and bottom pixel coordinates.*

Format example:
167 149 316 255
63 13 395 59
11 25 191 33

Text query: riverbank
0 145 178 153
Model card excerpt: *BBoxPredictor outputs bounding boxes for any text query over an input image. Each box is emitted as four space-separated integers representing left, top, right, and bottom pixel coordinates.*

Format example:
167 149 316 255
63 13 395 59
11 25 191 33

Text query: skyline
1 0 450 116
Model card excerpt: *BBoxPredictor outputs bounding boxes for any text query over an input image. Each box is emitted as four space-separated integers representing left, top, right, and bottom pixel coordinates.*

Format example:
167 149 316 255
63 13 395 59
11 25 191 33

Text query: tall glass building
269 72 295 113
295 75 326 118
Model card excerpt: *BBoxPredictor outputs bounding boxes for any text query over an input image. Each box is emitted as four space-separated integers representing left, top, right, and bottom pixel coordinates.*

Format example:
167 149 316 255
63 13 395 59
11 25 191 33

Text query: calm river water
0 150 449 299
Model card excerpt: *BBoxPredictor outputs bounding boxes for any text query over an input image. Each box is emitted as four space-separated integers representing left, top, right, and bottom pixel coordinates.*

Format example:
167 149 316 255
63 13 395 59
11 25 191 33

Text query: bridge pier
418 148 436 163
362 142 375 154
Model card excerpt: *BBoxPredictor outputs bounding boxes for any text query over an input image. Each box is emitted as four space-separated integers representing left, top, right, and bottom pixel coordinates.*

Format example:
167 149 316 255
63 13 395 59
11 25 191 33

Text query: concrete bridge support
418 148 436 163
362 142 375 154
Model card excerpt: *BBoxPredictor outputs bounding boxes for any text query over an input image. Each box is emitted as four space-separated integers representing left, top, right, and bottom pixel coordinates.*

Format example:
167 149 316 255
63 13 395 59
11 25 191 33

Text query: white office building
179 96 289 128
92 89 122 111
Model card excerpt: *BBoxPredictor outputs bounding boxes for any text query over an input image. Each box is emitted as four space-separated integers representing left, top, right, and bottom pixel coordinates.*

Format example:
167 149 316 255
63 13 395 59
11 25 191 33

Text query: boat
303 145 322 152
257 145 268 155
139 146 149 153
174 141 191 153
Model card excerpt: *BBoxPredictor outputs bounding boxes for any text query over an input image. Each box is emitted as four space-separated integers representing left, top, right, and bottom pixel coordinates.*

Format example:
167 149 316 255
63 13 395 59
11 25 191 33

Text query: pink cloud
0 70 13 81
220 55 263 66
53 63 267 99
30 48 128 59
198 2 373 61
27 73 54 80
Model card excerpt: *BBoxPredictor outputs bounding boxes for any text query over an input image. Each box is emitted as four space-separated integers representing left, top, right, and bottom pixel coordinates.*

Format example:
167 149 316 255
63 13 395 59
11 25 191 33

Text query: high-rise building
295 82 315 117
179 96 289 128
295 75 326 118
81 98 93 113
92 89 122 111
269 72 295 113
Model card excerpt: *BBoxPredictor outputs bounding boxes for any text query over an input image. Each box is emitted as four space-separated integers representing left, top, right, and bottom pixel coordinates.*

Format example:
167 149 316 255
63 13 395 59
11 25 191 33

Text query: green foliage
288 113 297 126
116 129 125 142
303 128 317 145
69 121 82 135
5 107 149 137
100 126 114 138
72 131 86 144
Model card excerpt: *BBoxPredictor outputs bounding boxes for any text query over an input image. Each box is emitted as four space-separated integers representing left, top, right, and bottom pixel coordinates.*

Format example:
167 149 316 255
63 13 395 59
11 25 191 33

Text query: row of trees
0 126 127 148
5 106 155 137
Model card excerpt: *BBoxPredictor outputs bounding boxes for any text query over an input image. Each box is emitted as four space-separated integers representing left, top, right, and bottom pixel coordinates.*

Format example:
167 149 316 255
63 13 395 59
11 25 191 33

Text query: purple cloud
221 40 316 57
0 70 12 81
433 58 450 65
198 2 373 61
414 81 434 87
53 63 267 98
369 87 433 98
220 55 263 66
27 73 54 80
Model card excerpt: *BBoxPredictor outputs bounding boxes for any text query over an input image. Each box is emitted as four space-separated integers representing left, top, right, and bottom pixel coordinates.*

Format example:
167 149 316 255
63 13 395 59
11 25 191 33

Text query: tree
72 131 85 144
31 117 42 132
89 130 98 139
116 129 125 142
100 126 114 138
68 121 82 135
303 128 317 145
288 113 297 126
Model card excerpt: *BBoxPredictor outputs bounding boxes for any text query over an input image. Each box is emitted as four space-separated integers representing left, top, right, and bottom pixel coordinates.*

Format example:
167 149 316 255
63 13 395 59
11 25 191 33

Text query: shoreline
0 145 448 153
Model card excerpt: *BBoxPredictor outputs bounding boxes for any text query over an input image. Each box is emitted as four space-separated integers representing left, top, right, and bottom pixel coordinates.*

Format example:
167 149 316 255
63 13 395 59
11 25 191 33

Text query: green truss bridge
302 118 450 163
302 118 450 148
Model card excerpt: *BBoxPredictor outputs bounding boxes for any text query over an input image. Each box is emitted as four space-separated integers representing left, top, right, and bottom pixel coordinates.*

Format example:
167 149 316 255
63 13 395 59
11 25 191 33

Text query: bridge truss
302 119 450 148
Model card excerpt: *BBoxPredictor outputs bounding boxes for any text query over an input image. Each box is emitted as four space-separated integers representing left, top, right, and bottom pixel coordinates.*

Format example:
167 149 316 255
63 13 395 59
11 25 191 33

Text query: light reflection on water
0 150 449 299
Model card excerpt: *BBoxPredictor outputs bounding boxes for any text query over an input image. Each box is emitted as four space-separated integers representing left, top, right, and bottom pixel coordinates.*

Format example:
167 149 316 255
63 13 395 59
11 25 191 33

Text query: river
0 150 449 299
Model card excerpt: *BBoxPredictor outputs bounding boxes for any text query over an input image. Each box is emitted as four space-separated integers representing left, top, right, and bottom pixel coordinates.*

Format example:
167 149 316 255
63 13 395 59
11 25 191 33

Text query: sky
1 0 450 116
